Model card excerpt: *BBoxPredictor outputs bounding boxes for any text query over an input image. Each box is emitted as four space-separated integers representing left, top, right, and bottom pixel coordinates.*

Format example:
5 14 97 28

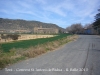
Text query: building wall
34 26 59 34
84 28 97 34
0 29 6 33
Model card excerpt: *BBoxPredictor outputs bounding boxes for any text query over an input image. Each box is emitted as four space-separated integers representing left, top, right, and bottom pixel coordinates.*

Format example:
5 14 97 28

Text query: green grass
1 34 71 52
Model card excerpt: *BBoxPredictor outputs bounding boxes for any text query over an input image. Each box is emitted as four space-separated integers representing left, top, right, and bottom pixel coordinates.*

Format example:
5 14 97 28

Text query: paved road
0 35 100 75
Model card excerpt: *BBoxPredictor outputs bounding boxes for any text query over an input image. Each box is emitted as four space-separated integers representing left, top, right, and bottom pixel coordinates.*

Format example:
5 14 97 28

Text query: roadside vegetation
0 34 78 69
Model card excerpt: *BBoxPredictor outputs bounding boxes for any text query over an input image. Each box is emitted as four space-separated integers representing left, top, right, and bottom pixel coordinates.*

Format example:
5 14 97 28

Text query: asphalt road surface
0 35 100 75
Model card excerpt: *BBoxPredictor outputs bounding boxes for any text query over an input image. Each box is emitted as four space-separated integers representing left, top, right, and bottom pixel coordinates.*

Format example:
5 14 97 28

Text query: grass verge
0 34 78 69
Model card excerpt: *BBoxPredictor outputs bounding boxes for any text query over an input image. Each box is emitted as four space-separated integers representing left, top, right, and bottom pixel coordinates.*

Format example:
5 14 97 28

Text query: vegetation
0 34 78 69
66 23 97 35
1 34 20 40
66 23 84 34
93 9 100 34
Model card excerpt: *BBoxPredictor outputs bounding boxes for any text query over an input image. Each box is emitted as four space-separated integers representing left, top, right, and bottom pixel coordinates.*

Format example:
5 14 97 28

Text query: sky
0 0 100 28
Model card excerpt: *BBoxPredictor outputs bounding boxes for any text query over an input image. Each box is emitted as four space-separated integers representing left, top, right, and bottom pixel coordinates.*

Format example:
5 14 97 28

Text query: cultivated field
0 34 78 69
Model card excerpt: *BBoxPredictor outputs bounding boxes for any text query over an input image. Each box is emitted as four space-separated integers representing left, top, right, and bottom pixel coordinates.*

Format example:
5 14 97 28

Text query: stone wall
0 34 56 43
34 26 59 34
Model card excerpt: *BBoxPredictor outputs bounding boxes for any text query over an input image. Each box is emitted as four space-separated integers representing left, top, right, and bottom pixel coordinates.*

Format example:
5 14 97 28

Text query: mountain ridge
0 18 65 33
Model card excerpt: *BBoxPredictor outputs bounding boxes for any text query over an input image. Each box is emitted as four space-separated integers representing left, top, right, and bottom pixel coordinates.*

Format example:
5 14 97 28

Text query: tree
84 23 93 29
66 23 83 34
93 9 100 34
6 34 20 40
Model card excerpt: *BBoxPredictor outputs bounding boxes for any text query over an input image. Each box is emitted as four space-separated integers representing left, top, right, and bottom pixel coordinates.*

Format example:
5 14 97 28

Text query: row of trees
66 23 95 34
66 23 83 34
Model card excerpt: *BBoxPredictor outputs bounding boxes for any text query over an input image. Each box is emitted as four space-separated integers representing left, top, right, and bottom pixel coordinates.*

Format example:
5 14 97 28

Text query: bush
6 34 20 40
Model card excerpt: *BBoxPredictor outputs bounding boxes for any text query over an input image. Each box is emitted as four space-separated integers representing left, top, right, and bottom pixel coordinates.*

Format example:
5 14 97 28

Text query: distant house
33 26 59 34
14 29 31 33
84 28 97 35
0 29 6 33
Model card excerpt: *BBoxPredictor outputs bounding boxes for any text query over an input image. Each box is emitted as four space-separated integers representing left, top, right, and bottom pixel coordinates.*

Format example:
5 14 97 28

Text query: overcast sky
0 0 100 28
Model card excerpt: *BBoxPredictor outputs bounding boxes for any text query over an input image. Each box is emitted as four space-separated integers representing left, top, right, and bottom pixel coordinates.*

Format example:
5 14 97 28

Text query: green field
1 34 71 52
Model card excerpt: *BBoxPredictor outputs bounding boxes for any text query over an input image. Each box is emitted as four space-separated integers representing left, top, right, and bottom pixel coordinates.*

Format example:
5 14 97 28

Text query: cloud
0 9 9 14
35 0 47 4
0 0 100 28
42 0 75 17
17 1 31 9
72 0 99 17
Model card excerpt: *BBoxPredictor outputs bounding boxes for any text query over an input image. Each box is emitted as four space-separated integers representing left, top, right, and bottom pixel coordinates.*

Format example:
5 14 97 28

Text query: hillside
0 18 65 33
